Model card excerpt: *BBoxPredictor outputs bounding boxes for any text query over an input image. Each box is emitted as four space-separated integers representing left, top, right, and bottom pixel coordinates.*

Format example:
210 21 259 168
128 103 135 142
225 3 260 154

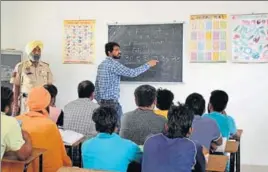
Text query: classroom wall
1 1 268 166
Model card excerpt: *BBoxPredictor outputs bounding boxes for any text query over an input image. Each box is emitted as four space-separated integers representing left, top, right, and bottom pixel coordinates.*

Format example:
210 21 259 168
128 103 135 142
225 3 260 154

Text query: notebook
59 129 84 146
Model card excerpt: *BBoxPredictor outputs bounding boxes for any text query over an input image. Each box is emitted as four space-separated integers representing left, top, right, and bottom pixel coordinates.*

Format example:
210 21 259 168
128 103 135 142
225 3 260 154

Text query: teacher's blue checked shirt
95 57 150 102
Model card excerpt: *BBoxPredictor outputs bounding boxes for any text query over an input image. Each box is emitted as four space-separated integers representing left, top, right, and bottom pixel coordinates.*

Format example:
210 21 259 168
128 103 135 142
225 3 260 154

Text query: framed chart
189 14 228 63
63 20 96 64
231 13 268 63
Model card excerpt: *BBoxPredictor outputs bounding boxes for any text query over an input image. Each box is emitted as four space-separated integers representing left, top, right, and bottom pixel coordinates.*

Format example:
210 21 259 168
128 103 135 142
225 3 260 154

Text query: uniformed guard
10 40 53 115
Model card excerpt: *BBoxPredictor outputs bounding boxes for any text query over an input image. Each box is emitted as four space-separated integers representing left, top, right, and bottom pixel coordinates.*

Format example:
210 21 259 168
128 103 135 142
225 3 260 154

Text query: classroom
1 1 268 172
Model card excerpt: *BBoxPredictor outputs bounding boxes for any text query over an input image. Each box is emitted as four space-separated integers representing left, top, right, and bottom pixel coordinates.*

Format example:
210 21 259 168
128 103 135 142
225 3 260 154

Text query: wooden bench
1 148 46 172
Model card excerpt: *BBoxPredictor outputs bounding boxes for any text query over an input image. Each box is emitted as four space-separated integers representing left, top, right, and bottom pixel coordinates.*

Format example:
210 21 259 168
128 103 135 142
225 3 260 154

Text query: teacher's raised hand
147 60 159 67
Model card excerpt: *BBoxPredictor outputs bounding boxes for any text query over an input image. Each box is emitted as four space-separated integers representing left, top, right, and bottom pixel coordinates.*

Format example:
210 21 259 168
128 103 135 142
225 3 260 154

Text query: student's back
17 112 71 172
203 112 230 138
120 85 167 145
142 133 200 172
185 93 222 149
82 133 140 172
190 115 221 149
120 109 166 145
15 87 71 172
142 104 205 172
82 106 141 172
64 80 99 137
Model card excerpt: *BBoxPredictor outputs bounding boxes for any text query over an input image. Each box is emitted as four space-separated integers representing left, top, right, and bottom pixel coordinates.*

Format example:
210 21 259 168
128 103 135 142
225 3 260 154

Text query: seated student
203 90 237 139
15 87 71 171
82 106 142 172
120 85 167 145
185 93 222 151
64 80 99 137
44 84 64 126
142 104 206 172
207 105 238 138
1 87 32 160
154 88 174 118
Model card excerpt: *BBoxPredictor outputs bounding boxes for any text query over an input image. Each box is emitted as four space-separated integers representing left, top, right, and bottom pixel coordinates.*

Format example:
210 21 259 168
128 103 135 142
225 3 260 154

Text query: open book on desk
59 129 84 146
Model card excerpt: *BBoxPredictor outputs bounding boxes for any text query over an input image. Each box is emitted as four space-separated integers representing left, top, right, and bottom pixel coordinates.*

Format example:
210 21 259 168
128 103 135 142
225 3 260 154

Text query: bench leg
230 153 235 172
236 145 240 172
23 164 29 172
39 154 43 172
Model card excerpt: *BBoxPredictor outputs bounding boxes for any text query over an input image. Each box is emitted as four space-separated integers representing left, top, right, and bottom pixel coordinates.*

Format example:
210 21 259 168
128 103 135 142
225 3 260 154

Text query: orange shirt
1 112 71 172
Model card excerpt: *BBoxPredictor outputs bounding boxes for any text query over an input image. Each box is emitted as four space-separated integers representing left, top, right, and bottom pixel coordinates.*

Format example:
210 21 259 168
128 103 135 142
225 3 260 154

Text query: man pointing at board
95 42 158 127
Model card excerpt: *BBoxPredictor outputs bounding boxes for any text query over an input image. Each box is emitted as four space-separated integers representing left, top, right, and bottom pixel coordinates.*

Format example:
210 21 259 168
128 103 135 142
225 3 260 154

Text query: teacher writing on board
95 42 158 128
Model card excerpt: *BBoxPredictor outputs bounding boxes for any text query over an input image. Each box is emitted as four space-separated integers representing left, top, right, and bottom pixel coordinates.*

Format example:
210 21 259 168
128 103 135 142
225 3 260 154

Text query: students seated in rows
44 84 64 126
15 87 71 171
185 93 222 152
1 87 32 161
204 90 237 140
154 88 174 118
142 104 206 172
120 85 166 145
82 106 142 172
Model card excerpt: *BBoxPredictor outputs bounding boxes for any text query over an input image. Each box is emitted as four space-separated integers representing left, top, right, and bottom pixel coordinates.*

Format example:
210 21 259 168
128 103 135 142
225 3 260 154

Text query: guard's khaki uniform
10 60 53 114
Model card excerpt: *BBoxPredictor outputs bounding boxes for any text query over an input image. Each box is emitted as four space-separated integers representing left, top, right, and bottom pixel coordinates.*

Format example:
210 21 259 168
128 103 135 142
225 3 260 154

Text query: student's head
185 93 205 116
156 88 174 111
208 90 229 113
78 80 95 100
1 87 14 116
134 85 157 109
27 86 51 116
44 84 58 106
105 42 121 59
166 104 194 139
92 106 118 134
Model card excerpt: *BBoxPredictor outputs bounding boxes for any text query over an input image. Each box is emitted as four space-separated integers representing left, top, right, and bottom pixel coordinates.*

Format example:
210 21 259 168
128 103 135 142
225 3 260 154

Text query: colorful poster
63 20 95 64
231 14 268 63
189 14 228 63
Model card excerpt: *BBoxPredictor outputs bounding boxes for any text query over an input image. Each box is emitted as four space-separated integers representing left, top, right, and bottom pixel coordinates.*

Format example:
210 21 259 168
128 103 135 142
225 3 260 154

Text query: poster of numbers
190 14 228 63
63 20 96 64
231 14 268 63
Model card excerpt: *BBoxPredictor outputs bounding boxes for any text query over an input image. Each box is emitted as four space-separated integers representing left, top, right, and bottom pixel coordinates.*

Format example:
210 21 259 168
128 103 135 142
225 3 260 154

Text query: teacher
95 42 158 127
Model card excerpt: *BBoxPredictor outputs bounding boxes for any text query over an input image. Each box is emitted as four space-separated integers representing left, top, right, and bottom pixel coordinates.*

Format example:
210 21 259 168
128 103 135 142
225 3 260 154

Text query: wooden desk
2 148 46 172
206 155 228 172
59 155 229 172
58 167 106 172
225 140 239 153
64 136 86 168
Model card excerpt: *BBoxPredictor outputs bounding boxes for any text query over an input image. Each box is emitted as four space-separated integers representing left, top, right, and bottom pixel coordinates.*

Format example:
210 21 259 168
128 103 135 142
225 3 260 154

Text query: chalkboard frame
108 22 185 83
1 50 23 84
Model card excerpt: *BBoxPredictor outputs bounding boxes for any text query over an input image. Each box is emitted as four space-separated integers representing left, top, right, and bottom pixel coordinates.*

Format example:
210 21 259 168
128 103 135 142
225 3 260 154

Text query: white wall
1 1 268 166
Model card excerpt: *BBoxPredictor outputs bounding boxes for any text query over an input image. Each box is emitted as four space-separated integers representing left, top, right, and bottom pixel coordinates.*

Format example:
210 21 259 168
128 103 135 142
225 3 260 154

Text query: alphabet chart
63 20 95 64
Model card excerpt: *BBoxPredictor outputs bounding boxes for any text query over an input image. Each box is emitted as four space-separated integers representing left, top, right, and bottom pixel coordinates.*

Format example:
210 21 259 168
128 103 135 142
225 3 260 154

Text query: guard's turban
25 40 43 55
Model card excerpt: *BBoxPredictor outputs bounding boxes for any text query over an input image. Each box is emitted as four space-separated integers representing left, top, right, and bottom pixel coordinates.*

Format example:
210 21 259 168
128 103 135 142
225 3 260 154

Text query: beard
113 54 121 59
30 54 41 62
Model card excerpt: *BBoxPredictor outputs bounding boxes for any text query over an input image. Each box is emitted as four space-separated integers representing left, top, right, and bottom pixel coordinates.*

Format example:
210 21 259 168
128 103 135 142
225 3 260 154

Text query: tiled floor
241 165 268 172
